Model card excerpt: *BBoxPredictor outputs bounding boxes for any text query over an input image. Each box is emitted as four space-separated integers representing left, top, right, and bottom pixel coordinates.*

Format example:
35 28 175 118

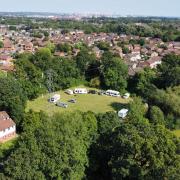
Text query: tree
0 77 27 127
76 49 96 75
101 57 128 92
45 42 55 53
97 41 110 51
0 41 3 48
148 106 165 125
43 31 49 37
89 77 101 88
128 96 147 121
31 48 52 71
56 43 72 53
147 86 180 129
4 111 97 180
157 54 180 88
47 58 82 90
14 55 44 99
85 58 100 81
110 122 180 179
122 46 130 54
138 38 145 46
87 112 120 180
130 68 157 95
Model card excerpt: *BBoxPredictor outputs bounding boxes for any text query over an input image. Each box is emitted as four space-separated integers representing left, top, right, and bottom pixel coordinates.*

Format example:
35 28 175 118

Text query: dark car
68 99 77 103
89 90 98 94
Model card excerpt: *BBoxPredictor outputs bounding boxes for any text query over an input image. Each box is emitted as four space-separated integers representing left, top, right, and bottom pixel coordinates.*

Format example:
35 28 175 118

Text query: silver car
56 102 68 108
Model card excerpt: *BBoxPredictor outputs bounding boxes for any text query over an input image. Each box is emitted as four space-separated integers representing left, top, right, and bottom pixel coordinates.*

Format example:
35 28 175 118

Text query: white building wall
0 125 16 138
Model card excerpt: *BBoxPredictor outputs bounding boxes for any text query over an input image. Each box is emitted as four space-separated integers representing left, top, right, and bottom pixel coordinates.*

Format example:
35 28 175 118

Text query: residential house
24 41 34 52
173 42 180 50
150 51 159 57
144 56 162 69
0 111 16 142
128 53 141 62
54 51 66 57
3 39 14 51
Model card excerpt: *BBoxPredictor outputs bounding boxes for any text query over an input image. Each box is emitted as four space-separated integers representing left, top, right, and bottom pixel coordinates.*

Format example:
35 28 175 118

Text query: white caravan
74 88 88 94
65 89 74 95
49 94 60 103
106 90 120 97
118 109 128 118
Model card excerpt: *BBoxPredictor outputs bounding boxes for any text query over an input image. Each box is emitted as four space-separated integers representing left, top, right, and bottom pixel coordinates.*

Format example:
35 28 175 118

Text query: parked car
56 102 68 108
98 90 106 95
68 99 77 103
123 93 130 99
89 90 98 94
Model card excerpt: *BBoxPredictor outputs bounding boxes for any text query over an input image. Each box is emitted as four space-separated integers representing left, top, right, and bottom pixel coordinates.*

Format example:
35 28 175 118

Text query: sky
0 0 179 17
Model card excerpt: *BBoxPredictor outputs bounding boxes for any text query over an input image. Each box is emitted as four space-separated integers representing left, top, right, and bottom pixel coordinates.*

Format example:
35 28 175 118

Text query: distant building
0 111 16 142
146 56 162 69
128 53 141 62
3 39 14 51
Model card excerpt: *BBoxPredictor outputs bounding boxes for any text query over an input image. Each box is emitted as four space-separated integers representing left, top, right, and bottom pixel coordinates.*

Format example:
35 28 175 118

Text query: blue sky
0 0 179 17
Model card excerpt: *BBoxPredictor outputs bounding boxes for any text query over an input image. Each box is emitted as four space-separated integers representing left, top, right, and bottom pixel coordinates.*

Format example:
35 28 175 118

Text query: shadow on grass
110 102 129 111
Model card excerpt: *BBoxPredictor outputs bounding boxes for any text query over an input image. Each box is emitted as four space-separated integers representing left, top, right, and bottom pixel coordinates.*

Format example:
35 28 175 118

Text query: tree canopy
3 111 97 180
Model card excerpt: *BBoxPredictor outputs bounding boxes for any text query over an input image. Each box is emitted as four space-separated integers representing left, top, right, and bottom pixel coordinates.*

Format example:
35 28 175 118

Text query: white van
106 90 120 97
49 94 60 103
74 88 88 94
65 89 74 95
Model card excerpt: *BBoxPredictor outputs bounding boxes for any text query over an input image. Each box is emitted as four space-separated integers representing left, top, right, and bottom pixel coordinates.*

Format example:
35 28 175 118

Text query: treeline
130 54 180 129
0 98 179 179
13 47 128 99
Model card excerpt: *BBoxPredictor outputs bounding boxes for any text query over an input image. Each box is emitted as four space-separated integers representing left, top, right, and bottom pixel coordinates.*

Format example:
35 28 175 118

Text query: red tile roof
0 111 15 131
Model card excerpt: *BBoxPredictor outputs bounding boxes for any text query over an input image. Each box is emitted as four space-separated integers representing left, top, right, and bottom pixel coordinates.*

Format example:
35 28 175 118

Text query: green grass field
172 130 180 138
27 88 130 115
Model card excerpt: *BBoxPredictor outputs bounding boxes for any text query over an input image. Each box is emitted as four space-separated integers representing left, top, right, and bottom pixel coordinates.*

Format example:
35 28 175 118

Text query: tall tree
157 54 180 88
101 57 128 92
148 106 165 125
0 77 27 127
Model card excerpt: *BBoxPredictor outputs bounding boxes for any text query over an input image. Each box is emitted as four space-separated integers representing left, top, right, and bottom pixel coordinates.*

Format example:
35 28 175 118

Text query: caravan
74 88 88 94
105 90 120 97
118 109 128 118
65 89 74 95
49 94 60 103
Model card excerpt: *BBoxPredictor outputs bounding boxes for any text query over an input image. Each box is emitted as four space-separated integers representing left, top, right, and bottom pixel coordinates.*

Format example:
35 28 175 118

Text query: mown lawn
172 130 180 138
26 87 130 115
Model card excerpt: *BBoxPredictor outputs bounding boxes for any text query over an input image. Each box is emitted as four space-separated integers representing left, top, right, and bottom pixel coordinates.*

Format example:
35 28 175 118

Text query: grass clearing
172 130 180 138
27 87 130 115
